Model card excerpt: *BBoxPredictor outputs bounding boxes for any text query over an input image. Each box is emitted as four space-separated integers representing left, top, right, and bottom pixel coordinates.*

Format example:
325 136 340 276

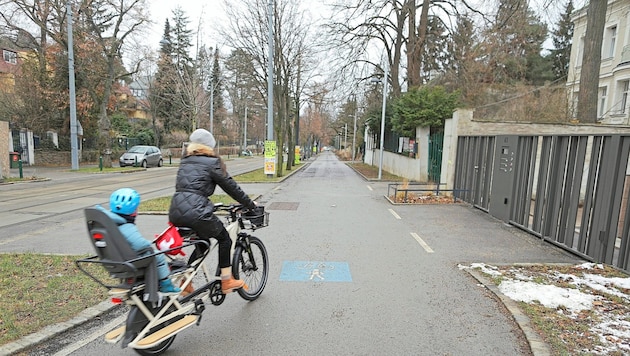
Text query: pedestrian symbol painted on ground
279 261 352 282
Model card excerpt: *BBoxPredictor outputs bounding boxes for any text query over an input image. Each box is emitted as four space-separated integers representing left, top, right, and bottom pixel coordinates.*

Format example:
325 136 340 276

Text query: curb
0 300 118 355
464 268 552 356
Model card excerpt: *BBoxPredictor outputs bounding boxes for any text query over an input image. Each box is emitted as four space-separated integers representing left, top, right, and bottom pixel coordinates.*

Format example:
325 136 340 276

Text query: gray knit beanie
189 129 216 148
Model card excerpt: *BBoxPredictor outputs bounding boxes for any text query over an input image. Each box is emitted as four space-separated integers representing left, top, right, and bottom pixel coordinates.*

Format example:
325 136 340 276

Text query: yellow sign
264 141 276 158
294 146 301 164
264 140 277 175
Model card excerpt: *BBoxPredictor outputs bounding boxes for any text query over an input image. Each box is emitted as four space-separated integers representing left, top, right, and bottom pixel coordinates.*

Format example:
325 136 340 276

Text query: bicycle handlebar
213 203 250 213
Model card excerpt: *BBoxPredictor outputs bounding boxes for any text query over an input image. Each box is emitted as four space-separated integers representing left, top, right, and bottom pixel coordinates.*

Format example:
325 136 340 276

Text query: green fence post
18 160 23 179
99 156 103 171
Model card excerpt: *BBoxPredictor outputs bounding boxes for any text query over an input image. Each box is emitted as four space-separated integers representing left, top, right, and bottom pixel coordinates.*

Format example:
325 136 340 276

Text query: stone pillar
0 121 9 178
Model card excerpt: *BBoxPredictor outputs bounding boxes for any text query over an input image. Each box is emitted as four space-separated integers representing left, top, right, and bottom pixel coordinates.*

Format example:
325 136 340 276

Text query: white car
119 145 163 168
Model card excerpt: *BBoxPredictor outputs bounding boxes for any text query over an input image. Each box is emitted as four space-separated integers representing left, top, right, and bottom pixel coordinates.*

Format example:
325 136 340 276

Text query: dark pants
188 225 232 269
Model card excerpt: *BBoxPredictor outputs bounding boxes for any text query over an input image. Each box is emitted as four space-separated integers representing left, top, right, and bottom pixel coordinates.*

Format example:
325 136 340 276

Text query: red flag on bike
154 222 185 256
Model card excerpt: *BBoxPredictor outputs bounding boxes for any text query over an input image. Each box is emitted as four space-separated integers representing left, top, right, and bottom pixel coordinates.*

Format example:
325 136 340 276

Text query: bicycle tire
232 235 268 300
128 305 176 356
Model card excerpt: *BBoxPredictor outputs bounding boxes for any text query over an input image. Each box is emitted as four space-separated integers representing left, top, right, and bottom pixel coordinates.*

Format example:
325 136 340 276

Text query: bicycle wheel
127 305 176 356
232 235 268 300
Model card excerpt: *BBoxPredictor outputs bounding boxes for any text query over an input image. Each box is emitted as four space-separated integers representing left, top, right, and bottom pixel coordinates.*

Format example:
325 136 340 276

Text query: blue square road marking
279 261 352 282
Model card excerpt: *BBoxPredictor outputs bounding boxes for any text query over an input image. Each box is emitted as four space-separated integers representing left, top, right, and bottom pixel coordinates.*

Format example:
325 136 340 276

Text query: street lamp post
352 97 357 162
344 123 348 152
243 105 248 153
378 65 387 180
210 80 214 133
371 62 388 180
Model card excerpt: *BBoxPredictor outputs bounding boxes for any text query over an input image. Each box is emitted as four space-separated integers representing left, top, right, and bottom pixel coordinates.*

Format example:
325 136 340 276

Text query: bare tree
326 0 482 95
221 0 319 176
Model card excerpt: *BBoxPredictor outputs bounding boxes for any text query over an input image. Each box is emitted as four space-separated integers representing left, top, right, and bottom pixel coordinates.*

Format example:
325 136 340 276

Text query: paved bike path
2 153 583 355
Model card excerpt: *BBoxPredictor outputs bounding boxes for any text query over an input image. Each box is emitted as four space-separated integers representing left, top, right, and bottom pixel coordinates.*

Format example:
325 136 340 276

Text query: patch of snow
498 280 598 313
466 262 630 354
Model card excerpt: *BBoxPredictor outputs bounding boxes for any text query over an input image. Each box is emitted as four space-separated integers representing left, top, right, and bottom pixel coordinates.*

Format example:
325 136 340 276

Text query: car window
128 146 146 153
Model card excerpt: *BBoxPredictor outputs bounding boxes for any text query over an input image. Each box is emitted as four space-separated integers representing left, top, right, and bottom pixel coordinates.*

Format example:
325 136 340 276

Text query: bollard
169 154 172 165
99 156 103 171
135 156 138 167
18 160 23 179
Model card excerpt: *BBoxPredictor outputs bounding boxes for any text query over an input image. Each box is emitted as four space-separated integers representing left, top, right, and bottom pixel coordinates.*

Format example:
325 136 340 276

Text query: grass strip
0 253 110 345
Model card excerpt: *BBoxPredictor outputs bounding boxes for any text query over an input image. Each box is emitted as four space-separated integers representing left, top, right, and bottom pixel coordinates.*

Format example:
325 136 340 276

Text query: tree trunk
577 0 606 124
98 55 115 168
407 0 429 88
407 0 418 87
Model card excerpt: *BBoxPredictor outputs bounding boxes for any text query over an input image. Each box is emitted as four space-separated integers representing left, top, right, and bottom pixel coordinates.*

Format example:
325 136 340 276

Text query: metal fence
454 134 630 273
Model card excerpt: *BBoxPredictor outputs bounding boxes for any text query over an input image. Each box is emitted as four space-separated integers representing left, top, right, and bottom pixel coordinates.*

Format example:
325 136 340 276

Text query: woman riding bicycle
169 128 257 294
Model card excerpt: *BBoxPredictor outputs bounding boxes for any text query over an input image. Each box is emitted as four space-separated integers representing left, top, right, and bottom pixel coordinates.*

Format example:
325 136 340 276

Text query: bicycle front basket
243 206 269 229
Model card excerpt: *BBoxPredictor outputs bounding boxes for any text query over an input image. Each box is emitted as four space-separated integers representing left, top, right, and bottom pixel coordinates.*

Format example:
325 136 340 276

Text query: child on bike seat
96 188 180 294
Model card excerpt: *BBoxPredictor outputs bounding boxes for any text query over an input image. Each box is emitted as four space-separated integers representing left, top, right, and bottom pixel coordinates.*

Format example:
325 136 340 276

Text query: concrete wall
362 107 630 187
363 126 430 181
0 121 8 178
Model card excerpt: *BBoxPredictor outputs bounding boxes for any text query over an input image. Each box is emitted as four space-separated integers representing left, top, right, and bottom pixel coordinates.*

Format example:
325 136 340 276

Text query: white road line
388 208 401 219
53 314 126 356
366 185 373 191
411 232 434 253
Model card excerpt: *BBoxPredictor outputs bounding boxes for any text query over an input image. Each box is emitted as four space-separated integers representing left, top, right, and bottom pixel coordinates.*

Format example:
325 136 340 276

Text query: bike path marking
411 232 434 253
279 261 352 282
388 208 401 219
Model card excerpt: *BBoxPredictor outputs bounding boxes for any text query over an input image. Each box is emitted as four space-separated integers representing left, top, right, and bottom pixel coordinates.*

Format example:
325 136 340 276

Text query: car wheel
158 159 163 167
141 160 147 168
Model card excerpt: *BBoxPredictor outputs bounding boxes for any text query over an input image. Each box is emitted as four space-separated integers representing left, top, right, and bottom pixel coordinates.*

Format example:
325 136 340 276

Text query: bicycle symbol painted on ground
279 261 352 282
297 261 336 281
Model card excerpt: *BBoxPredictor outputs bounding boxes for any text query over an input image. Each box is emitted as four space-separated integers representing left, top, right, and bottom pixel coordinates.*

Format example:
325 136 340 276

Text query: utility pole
67 3 79 170
266 0 274 141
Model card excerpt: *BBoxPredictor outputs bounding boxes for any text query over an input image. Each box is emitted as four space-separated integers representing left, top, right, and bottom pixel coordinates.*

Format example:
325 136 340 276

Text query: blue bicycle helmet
109 188 141 215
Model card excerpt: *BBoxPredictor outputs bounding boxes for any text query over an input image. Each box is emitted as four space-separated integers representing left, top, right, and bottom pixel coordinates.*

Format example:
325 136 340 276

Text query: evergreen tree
391 86 459 136
152 19 179 133
420 16 450 85
210 48 225 114
484 0 548 83
551 0 574 81
170 6 194 76
443 13 486 106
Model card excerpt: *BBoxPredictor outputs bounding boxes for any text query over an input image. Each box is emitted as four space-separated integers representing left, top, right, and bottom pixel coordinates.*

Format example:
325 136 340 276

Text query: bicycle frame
77 204 268 354
102 242 215 350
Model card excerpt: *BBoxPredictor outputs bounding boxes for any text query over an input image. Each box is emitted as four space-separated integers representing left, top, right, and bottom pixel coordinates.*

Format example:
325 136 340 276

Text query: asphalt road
5 152 582 355
0 157 269 255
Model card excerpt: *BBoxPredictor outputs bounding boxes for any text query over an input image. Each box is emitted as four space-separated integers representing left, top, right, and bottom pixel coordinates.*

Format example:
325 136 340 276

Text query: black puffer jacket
168 147 255 231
